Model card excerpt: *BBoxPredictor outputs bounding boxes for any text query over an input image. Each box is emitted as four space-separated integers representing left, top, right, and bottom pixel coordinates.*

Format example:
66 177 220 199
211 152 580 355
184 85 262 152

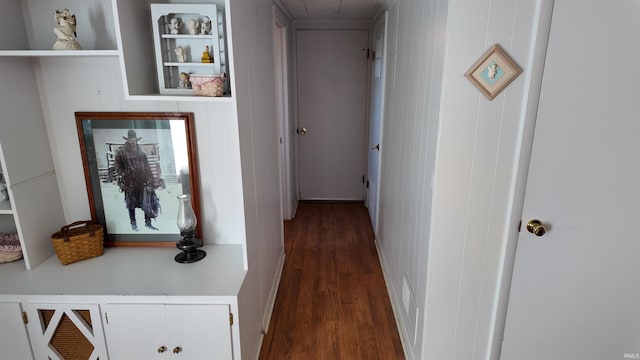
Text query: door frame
491 1 555 358
273 7 294 220
366 13 388 236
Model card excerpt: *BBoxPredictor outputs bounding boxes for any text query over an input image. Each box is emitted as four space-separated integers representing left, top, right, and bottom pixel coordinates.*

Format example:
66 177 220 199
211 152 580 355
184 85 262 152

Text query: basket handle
60 220 95 242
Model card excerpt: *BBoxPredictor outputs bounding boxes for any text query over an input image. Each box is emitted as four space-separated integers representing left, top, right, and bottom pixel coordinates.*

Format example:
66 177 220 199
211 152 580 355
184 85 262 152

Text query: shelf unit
0 50 119 57
150 3 230 96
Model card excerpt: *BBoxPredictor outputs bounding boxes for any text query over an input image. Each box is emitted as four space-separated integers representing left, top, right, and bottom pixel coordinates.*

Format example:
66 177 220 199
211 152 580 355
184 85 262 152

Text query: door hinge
105 312 109 324
22 311 28 324
518 220 522 232
229 313 234 326
366 180 370 189
363 48 372 59
362 175 365 184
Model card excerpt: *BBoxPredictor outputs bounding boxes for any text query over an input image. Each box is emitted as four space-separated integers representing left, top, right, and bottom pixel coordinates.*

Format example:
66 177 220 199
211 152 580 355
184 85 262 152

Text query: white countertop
0 245 246 299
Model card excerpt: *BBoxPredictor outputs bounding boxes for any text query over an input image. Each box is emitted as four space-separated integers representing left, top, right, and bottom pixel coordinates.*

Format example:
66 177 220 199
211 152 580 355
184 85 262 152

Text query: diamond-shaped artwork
465 44 522 100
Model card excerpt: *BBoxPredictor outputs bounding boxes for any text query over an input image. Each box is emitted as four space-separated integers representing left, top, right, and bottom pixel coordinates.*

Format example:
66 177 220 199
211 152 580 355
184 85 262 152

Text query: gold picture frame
465 44 523 100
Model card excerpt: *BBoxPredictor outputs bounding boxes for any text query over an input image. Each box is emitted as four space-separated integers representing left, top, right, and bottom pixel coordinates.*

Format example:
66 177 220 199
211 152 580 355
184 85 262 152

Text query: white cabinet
104 303 234 359
150 4 229 96
0 246 244 359
0 302 33 359
24 303 108 360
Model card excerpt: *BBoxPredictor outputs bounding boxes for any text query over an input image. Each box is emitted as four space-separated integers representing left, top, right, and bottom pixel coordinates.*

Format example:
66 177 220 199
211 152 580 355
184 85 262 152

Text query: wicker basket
51 221 104 266
190 73 226 97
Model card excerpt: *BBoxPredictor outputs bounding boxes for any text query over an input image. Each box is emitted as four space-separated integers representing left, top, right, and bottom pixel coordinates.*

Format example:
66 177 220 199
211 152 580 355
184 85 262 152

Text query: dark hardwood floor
259 201 405 359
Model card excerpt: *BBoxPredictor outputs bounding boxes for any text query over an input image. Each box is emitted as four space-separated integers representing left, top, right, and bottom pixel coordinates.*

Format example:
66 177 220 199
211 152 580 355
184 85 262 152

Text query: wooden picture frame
75 112 200 247
465 44 523 100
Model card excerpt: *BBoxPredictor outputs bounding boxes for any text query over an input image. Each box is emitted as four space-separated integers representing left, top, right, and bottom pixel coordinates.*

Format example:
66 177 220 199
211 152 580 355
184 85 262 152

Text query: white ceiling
278 0 382 19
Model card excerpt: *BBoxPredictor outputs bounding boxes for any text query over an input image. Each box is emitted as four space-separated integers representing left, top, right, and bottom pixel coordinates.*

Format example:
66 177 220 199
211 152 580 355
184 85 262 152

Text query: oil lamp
175 194 206 263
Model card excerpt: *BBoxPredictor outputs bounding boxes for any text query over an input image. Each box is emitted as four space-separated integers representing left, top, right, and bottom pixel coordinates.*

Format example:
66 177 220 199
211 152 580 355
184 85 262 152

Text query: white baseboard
262 250 286 332
374 239 415 360
254 250 286 360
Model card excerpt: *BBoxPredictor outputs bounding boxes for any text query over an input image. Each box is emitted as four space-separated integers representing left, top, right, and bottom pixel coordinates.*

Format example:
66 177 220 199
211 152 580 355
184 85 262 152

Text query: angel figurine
200 16 212 35
52 9 81 50
175 46 187 62
178 72 191 88
187 19 199 35
168 18 182 35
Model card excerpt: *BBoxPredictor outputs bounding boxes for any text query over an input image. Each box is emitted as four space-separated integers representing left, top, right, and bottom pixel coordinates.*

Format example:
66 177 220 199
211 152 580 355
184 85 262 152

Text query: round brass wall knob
526 219 546 236
173 346 182 354
158 346 167 353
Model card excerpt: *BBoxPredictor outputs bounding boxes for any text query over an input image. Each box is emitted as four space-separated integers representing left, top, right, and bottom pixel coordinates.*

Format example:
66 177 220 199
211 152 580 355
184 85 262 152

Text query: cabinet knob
173 346 182 354
158 346 167 353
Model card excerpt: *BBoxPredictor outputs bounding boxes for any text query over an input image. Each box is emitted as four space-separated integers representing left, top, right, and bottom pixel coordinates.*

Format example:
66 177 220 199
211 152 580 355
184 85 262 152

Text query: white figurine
168 18 182 35
52 9 81 50
487 63 498 84
175 46 186 62
178 72 191 88
200 16 212 35
187 19 199 35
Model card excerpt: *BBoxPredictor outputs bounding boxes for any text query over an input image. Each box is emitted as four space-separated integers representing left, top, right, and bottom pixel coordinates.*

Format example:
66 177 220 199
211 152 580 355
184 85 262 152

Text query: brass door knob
157 346 167 353
173 346 182 354
526 219 546 236
298 127 307 135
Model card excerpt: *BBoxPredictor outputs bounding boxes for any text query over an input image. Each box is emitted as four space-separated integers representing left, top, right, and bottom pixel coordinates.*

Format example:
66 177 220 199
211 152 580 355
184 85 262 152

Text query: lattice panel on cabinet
40 309 95 359
25 303 108 360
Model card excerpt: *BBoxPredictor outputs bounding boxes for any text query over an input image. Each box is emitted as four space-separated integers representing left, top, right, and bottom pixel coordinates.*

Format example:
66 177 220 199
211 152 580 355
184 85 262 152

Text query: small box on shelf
151 4 230 96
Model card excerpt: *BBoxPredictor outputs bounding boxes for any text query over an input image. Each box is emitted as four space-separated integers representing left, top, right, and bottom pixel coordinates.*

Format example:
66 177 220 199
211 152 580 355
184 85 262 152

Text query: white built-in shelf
126 94 233 102
161 34 216 40
164 62 216 67
0 201 12 214
0 50 119 57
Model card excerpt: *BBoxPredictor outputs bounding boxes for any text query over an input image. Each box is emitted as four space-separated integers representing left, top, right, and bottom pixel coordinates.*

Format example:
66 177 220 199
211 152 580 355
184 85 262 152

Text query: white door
165 305 233 359
103 304 168 359
501 1 640 359
0 302 33 359
297 30 369 200
366 17 386 233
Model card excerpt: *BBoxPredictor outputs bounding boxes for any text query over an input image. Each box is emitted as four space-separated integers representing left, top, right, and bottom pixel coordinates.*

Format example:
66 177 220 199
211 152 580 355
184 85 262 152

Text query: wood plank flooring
259 201 405 359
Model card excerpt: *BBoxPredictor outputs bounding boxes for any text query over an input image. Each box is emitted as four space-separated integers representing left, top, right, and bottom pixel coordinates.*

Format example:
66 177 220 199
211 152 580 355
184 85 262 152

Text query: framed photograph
465 44 523 100
75 112 200 246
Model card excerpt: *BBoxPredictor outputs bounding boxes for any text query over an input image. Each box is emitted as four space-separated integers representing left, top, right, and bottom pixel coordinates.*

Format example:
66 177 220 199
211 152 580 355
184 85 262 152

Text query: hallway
259 201 404 359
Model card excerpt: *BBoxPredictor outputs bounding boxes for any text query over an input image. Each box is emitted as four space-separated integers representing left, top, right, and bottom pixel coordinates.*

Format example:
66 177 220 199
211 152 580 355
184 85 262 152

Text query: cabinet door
24 303 108 360
104 303 234 359
165 304 233 359
103 304 168 359
0 302 33 359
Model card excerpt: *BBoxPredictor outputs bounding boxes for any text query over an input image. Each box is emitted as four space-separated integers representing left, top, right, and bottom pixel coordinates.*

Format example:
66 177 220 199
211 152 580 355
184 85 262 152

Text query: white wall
424 1 551 359
33 57 246 245
377 0 551 359
375 0 448 358
229 0 285 357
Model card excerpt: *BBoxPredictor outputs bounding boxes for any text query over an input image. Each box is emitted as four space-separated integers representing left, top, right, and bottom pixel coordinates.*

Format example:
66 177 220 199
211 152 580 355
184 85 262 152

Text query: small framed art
465 44 522 100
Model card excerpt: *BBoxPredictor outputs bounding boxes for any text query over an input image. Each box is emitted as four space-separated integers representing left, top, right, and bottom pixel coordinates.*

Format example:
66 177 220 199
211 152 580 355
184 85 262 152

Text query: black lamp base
175 249 206 263
175 236 206 264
